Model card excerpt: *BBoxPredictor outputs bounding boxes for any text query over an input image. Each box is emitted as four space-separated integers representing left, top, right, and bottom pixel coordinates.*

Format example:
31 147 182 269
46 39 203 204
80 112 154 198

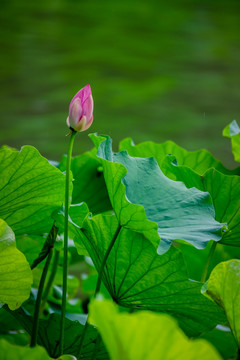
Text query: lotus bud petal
66 84 93 132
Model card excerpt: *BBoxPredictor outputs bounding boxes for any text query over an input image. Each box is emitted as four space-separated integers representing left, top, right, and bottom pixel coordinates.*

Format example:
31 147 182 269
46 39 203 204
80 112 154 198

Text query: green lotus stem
201 241 217 283
77 224 122 359
40 249 60 314
31 224 58 270
60 130 77 355
30 246 54 347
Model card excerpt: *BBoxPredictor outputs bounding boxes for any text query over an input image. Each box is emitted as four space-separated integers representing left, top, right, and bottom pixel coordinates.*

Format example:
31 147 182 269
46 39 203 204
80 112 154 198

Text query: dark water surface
0 0 240 167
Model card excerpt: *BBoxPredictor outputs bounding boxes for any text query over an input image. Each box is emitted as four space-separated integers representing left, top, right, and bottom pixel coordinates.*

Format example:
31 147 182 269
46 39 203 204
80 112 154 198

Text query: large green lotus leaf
5 307 109 359
89 299 222 360
0 145 65 235
37 314 108 359
59 148 111 214
0 219 32 310
203 260 240 347
77 214 225 336
223 120 240 162
0 339 51 360
119 137 240 175
89 134 224 254
161 158 240 247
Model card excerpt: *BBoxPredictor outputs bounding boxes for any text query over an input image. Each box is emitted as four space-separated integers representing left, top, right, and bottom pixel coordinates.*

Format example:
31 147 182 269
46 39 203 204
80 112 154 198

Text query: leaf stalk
201 241 217 283
30 246 54 347
60 130 77 355
77 224 122 359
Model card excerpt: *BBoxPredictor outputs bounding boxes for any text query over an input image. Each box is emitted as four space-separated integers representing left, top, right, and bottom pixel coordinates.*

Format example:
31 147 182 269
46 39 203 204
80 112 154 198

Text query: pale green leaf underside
223 120 240 162
0 219 32 310
90 134 224 254
204 260 240 347
89 299 222 360
78 214 225 336
0 145 65 235
0 339 51 360
161 158 240 247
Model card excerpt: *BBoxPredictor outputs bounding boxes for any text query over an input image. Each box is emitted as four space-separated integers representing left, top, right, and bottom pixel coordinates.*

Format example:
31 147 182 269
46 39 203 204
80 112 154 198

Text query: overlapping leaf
203 260 240 347
0 219 32 310
0 339 51 360
176 242 240 282
0 145 65 235
5 307 109 359
119 137 240 175
15 234 46 268
76 214 225 336
90 134 224 254
54 202 90 256
59 148 111 214
161 157 240 247
197 326 237 360
89 299 222 360
223 120 240 162
37 313 108 359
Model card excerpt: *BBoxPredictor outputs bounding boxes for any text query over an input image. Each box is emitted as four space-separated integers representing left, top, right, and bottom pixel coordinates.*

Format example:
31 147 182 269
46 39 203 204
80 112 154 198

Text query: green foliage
197 327 238 360
223 120 240 162
119 136 240 247
204 260 240 348
55 203 90 256
89 299 222 360
0 219 32 310
119 138 240 175
90 134 224 254
0 145 66 236
16 234 46 268
0 128 240 359
0 339 51 360
176 242 240 282
37 313 108 359
161 159 240 247
5 308 108 359
77 213 225 336
59 148 111 214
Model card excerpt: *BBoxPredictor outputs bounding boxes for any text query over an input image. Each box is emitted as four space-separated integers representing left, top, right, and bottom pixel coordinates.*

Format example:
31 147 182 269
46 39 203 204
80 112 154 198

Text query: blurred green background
0 0 239 166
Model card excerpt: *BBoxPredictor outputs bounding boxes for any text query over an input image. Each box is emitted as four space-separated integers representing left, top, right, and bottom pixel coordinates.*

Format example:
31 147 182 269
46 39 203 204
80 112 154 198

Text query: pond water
0 0 240 167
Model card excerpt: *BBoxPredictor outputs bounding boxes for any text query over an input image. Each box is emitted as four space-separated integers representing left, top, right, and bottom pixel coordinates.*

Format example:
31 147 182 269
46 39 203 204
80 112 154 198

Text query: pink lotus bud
66 84 93 132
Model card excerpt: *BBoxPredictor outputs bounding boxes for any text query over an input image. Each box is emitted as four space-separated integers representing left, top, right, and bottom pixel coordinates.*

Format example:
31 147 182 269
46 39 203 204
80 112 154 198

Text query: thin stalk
94 224 121 297
201 241 217 283
30 247 53 347
40 249 60 314
60 130 77 355
31 224 58 270
77 224 122 359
